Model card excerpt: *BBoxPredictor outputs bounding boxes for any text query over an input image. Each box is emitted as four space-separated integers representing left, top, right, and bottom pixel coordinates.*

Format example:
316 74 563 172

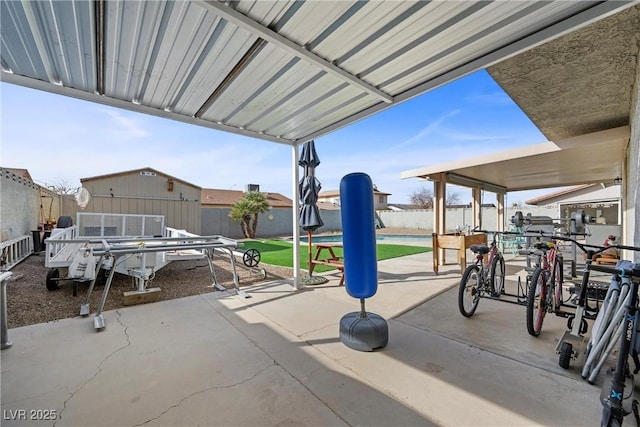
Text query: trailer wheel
243 249 261 267
559 342 572 369
46 268 60 291
56 216 73 228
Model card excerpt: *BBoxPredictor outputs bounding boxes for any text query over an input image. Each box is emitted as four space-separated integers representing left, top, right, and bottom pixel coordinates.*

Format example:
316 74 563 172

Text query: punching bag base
339 312 388 352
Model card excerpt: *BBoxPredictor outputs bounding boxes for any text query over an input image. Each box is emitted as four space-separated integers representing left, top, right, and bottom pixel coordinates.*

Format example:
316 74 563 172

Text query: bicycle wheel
526 268 547 336
551 257 563 308
490 255 505 297
458 265 481 318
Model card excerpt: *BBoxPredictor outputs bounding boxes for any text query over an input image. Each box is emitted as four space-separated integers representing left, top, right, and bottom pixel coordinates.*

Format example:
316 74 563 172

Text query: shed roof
2 1 632 146
80 167 201 189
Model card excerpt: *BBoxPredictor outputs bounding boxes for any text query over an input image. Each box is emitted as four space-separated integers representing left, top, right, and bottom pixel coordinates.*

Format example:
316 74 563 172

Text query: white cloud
391 109 461 150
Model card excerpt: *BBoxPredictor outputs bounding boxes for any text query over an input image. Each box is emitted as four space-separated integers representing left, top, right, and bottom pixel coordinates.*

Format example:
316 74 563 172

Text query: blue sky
1 70 559 204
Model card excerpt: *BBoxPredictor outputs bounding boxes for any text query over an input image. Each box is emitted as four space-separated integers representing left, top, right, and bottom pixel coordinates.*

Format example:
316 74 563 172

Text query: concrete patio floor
1 250 611 426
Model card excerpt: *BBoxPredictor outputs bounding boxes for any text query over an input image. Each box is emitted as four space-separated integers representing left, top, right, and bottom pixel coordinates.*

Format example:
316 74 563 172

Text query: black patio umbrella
298 140 325 280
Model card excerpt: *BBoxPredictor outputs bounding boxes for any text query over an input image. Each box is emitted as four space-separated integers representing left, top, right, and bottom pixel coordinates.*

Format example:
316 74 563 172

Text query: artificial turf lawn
239 239 431 272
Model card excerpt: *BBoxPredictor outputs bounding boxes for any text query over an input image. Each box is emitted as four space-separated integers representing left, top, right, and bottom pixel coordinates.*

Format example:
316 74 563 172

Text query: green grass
240 239 431 272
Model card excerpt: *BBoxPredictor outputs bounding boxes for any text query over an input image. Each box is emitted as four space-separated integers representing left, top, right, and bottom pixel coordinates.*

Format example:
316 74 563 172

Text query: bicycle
523 233 564 337
458 231 517 317
591 262 640 427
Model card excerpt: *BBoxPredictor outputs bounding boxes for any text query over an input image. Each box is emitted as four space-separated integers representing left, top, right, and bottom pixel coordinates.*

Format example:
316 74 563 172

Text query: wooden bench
310 259 345 285
309 243 345 285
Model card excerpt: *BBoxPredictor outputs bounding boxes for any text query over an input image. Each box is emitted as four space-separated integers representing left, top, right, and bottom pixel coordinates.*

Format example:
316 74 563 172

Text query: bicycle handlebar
587 263 640 278
521 230 640 256
477 230 522 235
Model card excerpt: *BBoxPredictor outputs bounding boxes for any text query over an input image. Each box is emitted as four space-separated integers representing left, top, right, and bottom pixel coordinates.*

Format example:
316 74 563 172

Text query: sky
1 69 562 205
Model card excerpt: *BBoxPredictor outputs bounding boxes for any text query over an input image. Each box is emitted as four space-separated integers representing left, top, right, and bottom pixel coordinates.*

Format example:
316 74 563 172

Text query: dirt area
5 252 294 329
5 228 425 329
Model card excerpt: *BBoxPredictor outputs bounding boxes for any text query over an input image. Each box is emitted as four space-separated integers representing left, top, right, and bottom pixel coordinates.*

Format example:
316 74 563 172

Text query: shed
80 168 201 234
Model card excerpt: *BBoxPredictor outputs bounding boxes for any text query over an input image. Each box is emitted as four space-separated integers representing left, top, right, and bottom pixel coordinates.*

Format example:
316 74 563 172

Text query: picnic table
309 242 345 285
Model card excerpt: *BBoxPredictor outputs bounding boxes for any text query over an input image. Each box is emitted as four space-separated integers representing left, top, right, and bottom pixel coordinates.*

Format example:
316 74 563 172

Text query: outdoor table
432 232 487 275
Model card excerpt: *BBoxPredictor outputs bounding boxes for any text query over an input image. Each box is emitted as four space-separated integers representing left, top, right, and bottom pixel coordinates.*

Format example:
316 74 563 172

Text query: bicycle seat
470 244 490 255
533 242 553 251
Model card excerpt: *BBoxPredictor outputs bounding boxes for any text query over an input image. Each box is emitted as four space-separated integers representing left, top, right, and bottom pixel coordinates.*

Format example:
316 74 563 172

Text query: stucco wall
201 208 342 239
630 46 640 261
0 169 77 240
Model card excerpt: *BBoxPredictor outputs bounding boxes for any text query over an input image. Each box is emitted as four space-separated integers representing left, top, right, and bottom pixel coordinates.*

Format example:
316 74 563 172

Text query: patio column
496 192 505 231
472 187 481 230
434 174 446 265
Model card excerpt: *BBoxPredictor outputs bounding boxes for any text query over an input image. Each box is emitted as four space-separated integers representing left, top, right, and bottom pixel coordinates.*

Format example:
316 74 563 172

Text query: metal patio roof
1 0 635 146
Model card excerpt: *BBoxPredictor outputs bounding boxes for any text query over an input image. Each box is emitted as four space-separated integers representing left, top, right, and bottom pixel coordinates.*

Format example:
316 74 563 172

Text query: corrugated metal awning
1 0 634 146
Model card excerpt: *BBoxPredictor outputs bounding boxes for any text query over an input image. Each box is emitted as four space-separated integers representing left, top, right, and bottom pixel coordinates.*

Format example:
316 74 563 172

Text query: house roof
2 1 631 147
525 183 621 206
201 188 292 208
80 167 201 189
524 184 595 205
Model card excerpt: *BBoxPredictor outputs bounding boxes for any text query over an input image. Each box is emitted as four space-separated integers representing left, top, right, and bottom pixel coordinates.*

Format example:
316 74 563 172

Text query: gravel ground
5 228 423 329
6 252 294 329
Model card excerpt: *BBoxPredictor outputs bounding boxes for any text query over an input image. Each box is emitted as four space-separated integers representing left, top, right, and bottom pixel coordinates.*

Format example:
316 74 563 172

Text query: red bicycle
525 238 564 336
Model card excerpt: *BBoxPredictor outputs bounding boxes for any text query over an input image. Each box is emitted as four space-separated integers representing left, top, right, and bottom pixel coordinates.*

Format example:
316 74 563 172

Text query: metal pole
1 272 13 349
292 144 301 289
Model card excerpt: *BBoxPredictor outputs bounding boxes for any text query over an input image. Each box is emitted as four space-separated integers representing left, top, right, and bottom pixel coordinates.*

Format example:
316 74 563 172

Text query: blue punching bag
339 172 377 298
338 172 387 351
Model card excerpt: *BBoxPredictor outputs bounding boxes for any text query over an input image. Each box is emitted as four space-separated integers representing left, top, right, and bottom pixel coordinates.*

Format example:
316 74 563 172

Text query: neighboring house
525 183 622 245
80 167 201 234
201 187 293 209
200 186 295 238
318 185 391 210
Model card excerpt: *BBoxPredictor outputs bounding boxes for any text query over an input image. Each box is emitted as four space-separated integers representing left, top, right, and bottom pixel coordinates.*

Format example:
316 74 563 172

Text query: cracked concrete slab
0 251 614 426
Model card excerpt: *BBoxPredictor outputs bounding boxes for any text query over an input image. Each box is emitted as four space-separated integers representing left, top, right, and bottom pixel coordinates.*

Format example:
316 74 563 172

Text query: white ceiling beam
200 0 393 104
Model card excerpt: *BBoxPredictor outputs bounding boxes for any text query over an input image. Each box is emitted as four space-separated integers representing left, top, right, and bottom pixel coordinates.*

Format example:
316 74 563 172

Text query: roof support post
472 187 482 230
292 144 301 289
496 192 505 232
434 174 447 266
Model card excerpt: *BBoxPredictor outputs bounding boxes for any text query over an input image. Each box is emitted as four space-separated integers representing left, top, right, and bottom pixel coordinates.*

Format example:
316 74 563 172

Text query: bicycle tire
552 257 563 309
490 255 505 297
458 265 481 318
526 268 547 337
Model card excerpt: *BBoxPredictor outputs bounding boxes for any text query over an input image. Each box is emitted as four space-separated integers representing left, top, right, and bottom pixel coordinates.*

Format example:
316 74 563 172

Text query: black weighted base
339 311 388 352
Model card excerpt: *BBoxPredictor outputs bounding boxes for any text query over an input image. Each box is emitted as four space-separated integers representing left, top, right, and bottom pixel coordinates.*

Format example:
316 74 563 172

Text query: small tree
410 187 434 208
410 187 462 208
446 191 461 206
229 191 270 238
48 180 79 195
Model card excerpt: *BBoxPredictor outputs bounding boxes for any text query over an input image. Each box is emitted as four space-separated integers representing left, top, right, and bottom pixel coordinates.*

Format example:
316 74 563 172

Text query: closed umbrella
298 140 327 284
